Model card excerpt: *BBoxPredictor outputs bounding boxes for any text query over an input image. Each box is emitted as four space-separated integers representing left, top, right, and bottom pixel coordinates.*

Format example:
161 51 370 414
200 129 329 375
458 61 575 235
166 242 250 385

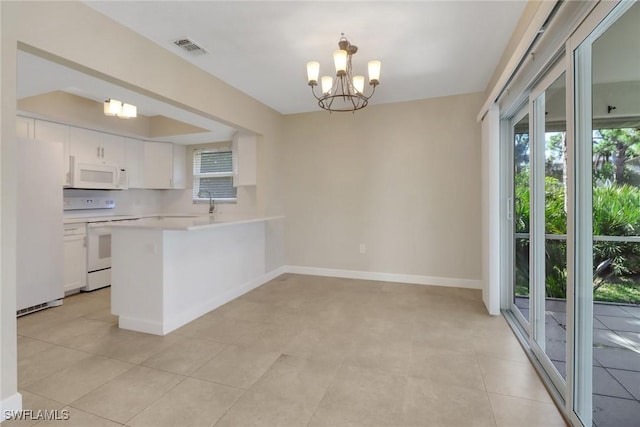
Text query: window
192 147 237 202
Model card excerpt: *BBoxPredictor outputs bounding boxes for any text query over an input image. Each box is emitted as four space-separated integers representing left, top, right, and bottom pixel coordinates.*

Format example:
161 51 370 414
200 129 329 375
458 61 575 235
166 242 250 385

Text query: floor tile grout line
121 374 190 426
63 363 141 419
304 356 347 427
602 366 640 402
210 351 284 426
473 348 500 427
20 357 135 407
593 392 637 401
486 389 560 405
63 403 131 426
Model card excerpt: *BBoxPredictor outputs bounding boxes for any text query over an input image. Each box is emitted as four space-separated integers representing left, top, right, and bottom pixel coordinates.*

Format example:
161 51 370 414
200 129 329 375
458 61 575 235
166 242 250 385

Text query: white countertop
63 214 143 224
63 213 204 224
109 215 284 231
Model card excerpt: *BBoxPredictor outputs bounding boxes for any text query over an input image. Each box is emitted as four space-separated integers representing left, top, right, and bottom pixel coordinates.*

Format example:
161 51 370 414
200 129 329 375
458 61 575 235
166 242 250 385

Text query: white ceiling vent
173 38 207 56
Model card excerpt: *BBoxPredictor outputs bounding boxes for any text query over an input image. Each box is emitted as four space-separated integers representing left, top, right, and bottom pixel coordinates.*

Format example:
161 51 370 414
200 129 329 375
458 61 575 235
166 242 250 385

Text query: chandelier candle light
307 34 381 112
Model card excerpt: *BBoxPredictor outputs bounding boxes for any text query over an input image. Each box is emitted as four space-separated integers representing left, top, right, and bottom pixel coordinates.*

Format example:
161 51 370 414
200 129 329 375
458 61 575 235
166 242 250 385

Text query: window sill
193 199 237 205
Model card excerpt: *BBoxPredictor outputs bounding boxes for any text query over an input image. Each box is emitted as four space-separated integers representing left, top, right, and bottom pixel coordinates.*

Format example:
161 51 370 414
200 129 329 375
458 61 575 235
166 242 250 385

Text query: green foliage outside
515 128 640 305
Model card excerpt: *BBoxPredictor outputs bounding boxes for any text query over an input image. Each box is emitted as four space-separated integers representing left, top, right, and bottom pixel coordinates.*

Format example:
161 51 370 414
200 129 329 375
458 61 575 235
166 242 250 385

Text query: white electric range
64 197 141 291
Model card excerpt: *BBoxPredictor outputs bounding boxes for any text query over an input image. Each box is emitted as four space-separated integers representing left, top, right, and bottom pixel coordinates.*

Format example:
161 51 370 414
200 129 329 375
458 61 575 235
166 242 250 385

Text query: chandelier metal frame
307 34 380 113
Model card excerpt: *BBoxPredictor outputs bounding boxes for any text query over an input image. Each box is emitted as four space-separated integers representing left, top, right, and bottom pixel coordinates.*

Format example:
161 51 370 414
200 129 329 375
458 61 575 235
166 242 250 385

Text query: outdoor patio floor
515 297 640 427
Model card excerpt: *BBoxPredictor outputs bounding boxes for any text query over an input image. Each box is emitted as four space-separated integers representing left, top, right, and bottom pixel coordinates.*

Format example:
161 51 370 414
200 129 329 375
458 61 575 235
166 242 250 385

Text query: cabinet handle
101 147 105 158
97 146 101 157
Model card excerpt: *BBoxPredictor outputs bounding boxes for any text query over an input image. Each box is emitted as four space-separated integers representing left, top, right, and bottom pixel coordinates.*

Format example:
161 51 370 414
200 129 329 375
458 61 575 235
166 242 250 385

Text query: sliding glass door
504 1 640 426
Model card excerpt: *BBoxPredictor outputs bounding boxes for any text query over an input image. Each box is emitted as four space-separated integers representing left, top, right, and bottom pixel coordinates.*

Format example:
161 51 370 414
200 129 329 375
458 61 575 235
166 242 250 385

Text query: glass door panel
590 4 640 426
513 112 531 326
531 67 568 391
543 73 568 380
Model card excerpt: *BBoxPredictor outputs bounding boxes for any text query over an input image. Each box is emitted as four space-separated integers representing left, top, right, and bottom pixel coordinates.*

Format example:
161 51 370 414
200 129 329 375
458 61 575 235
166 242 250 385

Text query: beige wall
282 93 484 281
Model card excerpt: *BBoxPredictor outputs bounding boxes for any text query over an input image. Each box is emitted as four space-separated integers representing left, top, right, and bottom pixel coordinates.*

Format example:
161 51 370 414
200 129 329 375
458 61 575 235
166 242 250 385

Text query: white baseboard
1 392 22 421
284 265 482 290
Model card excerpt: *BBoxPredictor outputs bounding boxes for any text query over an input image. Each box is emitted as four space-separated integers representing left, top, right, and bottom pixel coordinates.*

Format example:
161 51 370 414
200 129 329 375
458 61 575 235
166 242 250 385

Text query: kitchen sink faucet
197 190 215 214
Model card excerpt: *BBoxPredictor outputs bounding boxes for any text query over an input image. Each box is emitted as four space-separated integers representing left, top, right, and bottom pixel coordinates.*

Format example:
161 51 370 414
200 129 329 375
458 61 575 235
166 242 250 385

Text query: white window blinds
193 148 237 201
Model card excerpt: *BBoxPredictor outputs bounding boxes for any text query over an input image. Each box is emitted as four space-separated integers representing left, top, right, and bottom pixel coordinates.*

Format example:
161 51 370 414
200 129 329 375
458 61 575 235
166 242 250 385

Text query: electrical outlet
359 243 366 254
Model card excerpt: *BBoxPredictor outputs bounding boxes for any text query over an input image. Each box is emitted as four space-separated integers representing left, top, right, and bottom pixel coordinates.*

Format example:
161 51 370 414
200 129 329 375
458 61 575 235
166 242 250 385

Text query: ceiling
17 1 528 143
85 1 527 115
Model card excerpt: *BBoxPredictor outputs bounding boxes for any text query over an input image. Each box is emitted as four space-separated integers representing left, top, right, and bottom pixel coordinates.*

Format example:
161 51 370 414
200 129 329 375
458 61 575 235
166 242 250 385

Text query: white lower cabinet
63 224 86 292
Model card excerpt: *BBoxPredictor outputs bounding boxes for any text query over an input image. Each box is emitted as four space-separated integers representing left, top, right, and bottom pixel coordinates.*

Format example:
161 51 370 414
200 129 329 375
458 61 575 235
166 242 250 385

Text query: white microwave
69 156 128 190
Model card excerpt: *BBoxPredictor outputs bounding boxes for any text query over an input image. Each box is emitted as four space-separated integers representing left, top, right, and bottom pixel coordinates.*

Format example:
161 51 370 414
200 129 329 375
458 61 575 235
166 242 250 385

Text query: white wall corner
1 392 23 421
481 104 502 315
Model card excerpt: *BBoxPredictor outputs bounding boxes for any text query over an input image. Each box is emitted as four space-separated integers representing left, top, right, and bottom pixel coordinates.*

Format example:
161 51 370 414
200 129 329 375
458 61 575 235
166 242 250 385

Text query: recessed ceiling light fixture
104 99 137 119
307 33 381 113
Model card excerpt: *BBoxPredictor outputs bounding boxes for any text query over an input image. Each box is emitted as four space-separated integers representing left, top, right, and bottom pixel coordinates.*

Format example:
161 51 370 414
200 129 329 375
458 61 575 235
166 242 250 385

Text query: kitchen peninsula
110 214 285 335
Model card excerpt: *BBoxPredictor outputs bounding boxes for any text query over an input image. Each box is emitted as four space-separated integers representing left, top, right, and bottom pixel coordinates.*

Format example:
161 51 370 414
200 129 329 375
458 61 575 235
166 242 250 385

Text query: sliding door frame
505 104 532 333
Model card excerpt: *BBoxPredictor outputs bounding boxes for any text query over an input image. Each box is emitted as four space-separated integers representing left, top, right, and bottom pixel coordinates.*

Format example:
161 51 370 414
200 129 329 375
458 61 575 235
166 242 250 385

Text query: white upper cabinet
18 116 182 191
143 141 173 189
232 132 257 187
16 116 35 139
101 133 126 166
124 137 145 189
172 144 187 189
34 120 70 186
126 139 183 189
68 127 125 166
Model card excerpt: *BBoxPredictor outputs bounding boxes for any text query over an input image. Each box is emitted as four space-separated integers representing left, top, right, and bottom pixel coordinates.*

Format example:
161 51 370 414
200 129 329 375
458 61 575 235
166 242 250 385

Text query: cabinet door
69 127 102 164
63 233 86 292
16 116 35 139
143 141 173 189
172 144 187 189
101 133 125 166
35 120 71 186
124 138 145 188
232 133 257 187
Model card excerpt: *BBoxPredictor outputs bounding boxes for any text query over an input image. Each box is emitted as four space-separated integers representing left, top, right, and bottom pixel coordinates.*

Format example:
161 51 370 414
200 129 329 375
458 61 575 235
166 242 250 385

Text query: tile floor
5 274 566 426
516 297 640 427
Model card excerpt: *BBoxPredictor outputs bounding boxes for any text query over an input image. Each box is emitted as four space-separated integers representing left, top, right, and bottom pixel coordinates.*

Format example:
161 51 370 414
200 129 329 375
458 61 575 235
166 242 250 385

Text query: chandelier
306 34 381 112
